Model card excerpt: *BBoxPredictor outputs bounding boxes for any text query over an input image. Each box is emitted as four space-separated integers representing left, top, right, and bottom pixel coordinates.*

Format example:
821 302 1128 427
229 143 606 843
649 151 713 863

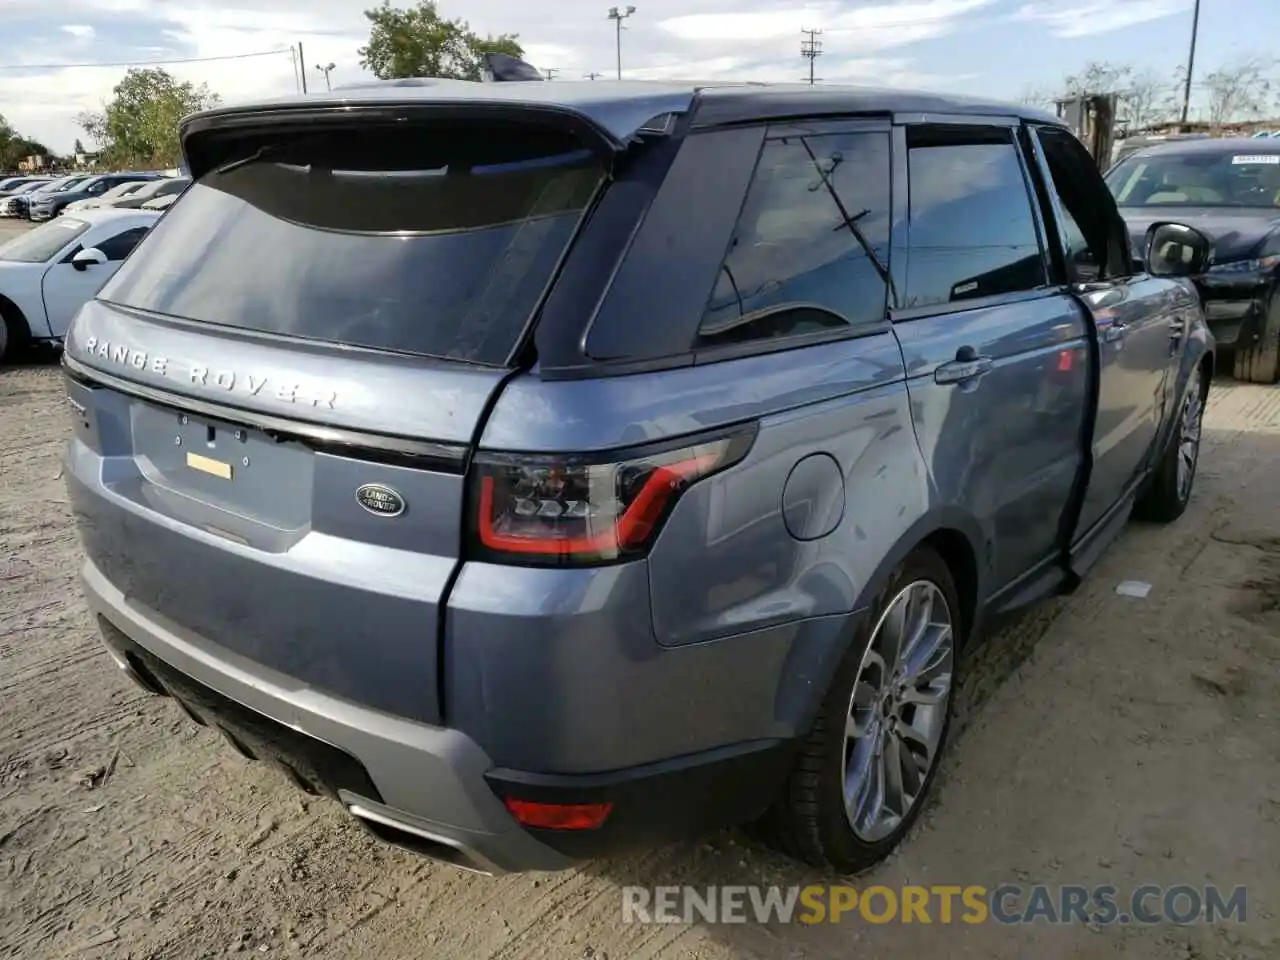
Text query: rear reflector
503 798 614 830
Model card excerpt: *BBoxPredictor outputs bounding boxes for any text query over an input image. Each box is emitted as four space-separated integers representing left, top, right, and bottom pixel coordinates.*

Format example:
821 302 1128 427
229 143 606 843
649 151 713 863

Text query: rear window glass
99 122 604 365
0 217 90 263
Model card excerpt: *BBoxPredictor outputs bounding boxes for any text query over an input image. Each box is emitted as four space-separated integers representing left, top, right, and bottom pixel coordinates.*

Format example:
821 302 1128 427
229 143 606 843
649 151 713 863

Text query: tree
358 0 523 81
77 68 220 168
1061 61 1132 99
1121 68 1168 131
1018 84 1056 110
1203 56 1276 127
0 114 50 170
73 138 86 156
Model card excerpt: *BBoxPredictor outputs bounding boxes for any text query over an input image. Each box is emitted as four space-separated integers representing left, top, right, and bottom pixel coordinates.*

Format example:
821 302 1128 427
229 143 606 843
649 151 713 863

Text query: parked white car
0 208 159 363
64 180 152 214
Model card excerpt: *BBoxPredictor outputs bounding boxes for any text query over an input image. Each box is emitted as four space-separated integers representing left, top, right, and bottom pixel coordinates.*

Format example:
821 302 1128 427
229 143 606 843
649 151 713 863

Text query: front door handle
1102 322 1128 344
934 355 993 385
1168 318 1185 338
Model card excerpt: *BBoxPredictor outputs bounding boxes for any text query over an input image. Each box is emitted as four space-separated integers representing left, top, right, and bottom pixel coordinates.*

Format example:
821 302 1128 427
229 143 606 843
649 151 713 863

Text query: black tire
1232 295 1280 384
760 545 962 873
1135 365 1206 524
0 299 30 367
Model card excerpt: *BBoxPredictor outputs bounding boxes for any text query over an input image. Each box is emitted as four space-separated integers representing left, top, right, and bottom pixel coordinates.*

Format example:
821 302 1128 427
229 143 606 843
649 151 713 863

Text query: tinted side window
1033 126 1131 282
97 226 150 262
697 131 891 349
904 131 1046 308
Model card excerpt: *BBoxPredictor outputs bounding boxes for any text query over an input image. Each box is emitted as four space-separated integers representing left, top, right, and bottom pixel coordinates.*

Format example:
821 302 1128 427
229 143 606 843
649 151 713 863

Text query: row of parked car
0 172 190 221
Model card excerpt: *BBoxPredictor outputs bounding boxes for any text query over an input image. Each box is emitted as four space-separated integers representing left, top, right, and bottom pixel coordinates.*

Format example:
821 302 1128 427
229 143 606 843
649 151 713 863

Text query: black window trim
888 118 1056 325
690 117 897 368
97 225 151 262
1023 122 1141 285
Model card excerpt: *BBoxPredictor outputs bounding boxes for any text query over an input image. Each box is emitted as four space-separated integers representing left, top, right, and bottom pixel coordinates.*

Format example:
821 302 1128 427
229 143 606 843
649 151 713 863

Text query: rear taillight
469 427 755 566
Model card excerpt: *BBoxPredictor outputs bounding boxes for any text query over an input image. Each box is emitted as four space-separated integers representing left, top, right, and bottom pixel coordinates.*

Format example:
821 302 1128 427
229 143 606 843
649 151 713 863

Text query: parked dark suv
1107 136 1280 383
64 73 1214 875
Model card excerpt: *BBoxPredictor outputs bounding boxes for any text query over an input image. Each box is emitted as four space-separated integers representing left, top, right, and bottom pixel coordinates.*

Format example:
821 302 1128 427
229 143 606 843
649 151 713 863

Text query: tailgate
65 304 505 725
64 115 607 724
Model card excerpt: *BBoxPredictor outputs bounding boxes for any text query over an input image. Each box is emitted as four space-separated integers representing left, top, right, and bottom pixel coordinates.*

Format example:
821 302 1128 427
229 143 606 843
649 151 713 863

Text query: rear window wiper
210 139 324 177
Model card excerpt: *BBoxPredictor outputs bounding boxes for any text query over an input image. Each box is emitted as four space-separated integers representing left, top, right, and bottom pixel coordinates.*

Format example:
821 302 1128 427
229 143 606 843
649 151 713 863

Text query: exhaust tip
347 804 496 876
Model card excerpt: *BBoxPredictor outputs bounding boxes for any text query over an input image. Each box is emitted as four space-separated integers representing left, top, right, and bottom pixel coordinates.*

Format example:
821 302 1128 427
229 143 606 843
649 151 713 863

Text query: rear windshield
100 121 605 365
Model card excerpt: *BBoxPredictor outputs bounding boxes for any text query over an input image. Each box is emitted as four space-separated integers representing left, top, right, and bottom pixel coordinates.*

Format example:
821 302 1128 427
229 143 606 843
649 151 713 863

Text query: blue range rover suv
62 68 1214 875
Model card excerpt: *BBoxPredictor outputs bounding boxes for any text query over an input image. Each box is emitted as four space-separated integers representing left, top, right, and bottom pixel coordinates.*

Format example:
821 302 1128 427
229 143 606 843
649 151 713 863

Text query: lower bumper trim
347 802 498 875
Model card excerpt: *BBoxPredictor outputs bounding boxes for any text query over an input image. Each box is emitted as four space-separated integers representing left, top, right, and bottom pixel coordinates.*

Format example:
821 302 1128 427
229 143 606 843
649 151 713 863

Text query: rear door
64 117 608 724
890 120 1092 595
1025 123 1178 538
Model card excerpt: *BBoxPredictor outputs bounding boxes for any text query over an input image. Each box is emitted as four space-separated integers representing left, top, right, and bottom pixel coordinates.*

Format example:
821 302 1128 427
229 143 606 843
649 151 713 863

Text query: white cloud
0 0 1082 152
1012 0 1191 38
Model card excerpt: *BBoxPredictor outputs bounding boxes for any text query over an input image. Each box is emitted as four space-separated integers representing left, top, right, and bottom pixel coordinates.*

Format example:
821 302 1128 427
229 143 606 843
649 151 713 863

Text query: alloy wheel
1177 371 1204 504
841 580 954 843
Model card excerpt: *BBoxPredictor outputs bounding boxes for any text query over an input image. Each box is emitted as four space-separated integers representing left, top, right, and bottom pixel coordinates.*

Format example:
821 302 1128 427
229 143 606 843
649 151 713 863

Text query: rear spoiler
178 71 693 178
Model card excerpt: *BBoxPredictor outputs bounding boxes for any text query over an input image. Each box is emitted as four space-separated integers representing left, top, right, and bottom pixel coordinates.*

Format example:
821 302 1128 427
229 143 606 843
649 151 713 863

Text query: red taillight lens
470 428 755 565
503 798 613 830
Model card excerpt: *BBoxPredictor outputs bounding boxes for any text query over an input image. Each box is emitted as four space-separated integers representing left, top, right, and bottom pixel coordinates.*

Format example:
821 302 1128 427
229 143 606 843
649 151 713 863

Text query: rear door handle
934 356 993 385
1169 318 1186 337
1102 322 1128 344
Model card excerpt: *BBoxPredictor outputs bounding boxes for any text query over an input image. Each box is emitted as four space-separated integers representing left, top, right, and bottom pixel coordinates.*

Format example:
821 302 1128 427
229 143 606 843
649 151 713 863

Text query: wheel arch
852 509 987 652
1198 348 1214 391
778 510 987 740
0 293 33 352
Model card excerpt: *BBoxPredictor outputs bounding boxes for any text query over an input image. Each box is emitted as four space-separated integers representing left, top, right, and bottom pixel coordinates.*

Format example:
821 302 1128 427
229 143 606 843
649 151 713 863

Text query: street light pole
1179 0 1201 127
315 62 335 92
607 6 636 80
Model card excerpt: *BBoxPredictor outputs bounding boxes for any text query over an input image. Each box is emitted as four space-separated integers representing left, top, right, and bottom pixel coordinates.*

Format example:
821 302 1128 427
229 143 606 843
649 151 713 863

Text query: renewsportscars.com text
621 884 1247 926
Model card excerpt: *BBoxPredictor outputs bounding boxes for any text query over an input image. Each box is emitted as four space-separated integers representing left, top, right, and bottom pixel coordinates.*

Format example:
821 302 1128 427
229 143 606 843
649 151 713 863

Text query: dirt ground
1 214 1278 958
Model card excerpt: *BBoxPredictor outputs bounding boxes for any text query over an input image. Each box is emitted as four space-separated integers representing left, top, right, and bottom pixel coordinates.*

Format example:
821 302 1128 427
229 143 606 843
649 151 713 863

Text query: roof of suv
184 79 1062 146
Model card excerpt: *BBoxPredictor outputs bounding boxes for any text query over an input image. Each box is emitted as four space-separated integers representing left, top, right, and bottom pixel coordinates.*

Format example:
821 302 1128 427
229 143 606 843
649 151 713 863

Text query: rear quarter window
696 131 892 349
98 122 604 366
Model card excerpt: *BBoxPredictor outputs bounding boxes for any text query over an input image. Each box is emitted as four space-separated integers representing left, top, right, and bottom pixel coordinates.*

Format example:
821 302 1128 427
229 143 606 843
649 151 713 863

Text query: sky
0 0 1276 153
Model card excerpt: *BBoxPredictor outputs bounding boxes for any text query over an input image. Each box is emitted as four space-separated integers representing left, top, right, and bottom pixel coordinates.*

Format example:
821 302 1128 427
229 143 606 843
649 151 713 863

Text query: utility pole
585 71 604 80
298 42 307 93
542 67 558 80
315 62 335 91
607 6 636 80
800 27 823 86
1179 0 1201 127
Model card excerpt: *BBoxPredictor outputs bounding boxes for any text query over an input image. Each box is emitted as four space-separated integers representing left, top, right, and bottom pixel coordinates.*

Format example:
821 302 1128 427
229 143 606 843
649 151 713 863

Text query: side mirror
72 247 108 271
1145 222 1211 278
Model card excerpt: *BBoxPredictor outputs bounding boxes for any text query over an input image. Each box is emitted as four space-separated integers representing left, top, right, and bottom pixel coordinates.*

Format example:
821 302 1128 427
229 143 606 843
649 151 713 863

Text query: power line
0 48 293 71
800 27 823 86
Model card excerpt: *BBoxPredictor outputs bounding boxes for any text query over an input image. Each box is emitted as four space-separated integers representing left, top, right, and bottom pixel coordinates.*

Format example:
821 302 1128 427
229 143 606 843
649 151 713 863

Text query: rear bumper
84 558 572 874
84 557 797 871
